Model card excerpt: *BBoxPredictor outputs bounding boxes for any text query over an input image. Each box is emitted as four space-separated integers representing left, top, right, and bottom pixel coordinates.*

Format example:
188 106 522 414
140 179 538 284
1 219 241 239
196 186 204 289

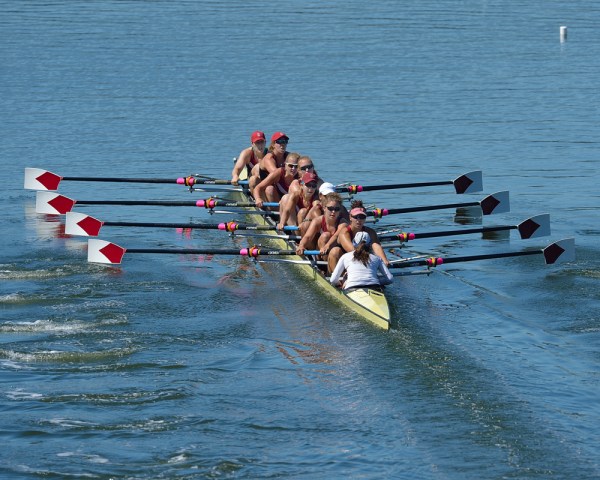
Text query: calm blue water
1 1 599 478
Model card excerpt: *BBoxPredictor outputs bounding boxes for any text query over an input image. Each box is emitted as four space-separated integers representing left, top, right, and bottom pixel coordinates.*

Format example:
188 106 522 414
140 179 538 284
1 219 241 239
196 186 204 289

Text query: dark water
1 1 599 478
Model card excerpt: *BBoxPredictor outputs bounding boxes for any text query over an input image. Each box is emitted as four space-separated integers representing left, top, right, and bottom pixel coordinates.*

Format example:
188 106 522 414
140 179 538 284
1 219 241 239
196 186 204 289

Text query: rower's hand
277 222 285 231
296 245 305 255
255 199 264 208
319 246 329 255
231 176 239 186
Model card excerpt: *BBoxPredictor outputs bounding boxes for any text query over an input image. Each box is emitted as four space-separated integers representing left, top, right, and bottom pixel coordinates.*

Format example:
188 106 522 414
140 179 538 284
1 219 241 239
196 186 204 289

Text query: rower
253 132 290 207
277 157 323 231
254 152 300 208
329 231 393 291
231 131 267 188
278 170 322 234
329 200 390 270
295 192 348 262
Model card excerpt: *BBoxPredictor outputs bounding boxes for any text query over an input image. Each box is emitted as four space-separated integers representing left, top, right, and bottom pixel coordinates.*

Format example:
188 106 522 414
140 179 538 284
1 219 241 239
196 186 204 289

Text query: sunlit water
1 1 599 478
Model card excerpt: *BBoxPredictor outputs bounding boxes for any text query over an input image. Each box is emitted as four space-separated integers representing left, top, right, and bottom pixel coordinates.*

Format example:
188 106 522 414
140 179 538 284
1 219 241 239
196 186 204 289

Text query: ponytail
353 241 371 266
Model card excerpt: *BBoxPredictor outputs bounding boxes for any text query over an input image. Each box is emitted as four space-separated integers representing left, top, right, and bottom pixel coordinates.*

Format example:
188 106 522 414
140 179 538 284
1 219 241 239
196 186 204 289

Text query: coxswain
330 231 393 291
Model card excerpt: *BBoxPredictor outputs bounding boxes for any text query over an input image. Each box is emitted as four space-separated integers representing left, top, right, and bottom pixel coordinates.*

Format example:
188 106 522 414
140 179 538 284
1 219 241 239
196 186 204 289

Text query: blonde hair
324 192 342 205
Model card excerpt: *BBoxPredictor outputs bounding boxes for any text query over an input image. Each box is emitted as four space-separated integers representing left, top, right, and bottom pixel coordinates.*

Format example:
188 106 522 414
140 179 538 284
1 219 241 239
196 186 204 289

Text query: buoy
560 26 567 42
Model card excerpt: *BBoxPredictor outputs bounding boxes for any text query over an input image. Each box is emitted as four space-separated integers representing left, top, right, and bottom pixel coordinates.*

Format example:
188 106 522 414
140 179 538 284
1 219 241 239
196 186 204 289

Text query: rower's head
324 192 343 217
350 206 367 226
319 182 335 198
352 231 372 265
298 156 315 175
284 152 300 176
352 231 371 247
301 171 318 193
269 132 289 153
250 131 266 149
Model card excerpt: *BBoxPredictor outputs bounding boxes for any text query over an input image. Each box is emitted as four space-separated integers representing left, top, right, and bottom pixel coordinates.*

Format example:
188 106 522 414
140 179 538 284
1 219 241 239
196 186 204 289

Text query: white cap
352 231 371 247
319 182 335 195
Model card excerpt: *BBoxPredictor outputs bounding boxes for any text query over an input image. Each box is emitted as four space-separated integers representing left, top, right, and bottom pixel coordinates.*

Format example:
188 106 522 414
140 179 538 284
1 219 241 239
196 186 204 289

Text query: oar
338 170 482 194
389 238 575 269
35 191 278 215
379 214 550 243
65 212 297 237
24 167 246 191
87 239 319 265
367 191 509 219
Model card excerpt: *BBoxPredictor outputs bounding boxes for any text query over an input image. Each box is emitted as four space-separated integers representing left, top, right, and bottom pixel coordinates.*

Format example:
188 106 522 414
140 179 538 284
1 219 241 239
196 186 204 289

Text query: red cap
271 132 288 143
251 131 266 143
302 171 318 184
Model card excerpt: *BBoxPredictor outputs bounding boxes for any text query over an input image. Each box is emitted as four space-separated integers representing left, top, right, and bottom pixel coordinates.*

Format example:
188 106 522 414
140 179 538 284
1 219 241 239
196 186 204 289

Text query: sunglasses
351 214 367 220
304 182 318 189
300 164 314 171
286 163 298 169
275 139 288 145
326 206 341 212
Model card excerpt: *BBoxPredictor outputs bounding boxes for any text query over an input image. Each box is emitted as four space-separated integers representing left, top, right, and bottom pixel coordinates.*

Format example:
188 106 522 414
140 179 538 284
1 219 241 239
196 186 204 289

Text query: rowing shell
233 170 391 330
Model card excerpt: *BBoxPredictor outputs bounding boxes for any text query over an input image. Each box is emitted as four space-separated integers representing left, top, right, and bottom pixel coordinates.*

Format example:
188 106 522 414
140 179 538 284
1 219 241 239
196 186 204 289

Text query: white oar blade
454 170 483 194
543 238 575 264
480 191 509 215
517 214 550 239
24 168 63 190
88 239 126 264
66 212 103 237
35 191 76 214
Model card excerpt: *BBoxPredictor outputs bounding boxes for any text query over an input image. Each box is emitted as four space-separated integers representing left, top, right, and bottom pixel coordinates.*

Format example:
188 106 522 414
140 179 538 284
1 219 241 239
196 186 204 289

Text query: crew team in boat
236 130 393 290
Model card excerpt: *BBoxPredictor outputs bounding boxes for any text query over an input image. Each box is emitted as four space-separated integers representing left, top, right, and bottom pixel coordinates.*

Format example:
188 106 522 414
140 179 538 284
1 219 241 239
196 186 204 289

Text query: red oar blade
480 191 510 215
66 212 103 236
88 239 126 264
543 238 575 264
35 191 76 214
517 214 550 239
453 170 483 194
24 168 63 191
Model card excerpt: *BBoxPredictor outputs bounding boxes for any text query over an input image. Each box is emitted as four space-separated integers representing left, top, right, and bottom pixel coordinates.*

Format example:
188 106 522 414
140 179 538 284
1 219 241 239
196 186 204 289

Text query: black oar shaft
103 221 275 231
382 201 480 216
357 180 451 192
63 176 178 184
391 249 540 268
382 225 515 241
125 248 298 255
77 200 197 206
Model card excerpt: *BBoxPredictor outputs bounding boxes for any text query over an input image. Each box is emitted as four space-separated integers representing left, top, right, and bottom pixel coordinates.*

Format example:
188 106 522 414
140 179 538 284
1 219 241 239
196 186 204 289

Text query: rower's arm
254 167 282 206
329 255 347 287
368 227 390 266
296 217 320 254
338 229 354 253
231 149 250 184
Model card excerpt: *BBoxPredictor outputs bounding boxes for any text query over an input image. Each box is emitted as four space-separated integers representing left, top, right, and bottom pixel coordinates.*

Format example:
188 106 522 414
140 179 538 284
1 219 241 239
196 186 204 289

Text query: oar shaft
102 221 291 231
390 249 540 269
381 200 479 216
352 180 451 192
380 225 515 241
63 176 180 184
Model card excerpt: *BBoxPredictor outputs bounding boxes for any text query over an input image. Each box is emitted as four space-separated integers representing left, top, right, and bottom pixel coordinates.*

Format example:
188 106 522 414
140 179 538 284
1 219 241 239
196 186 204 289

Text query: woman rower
295 192 348 265
231 131 267 188
329 231 393 291
328 200 390 270
253 132 290 207
277 156 323 230
278 170 321 234
253 152 300 208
